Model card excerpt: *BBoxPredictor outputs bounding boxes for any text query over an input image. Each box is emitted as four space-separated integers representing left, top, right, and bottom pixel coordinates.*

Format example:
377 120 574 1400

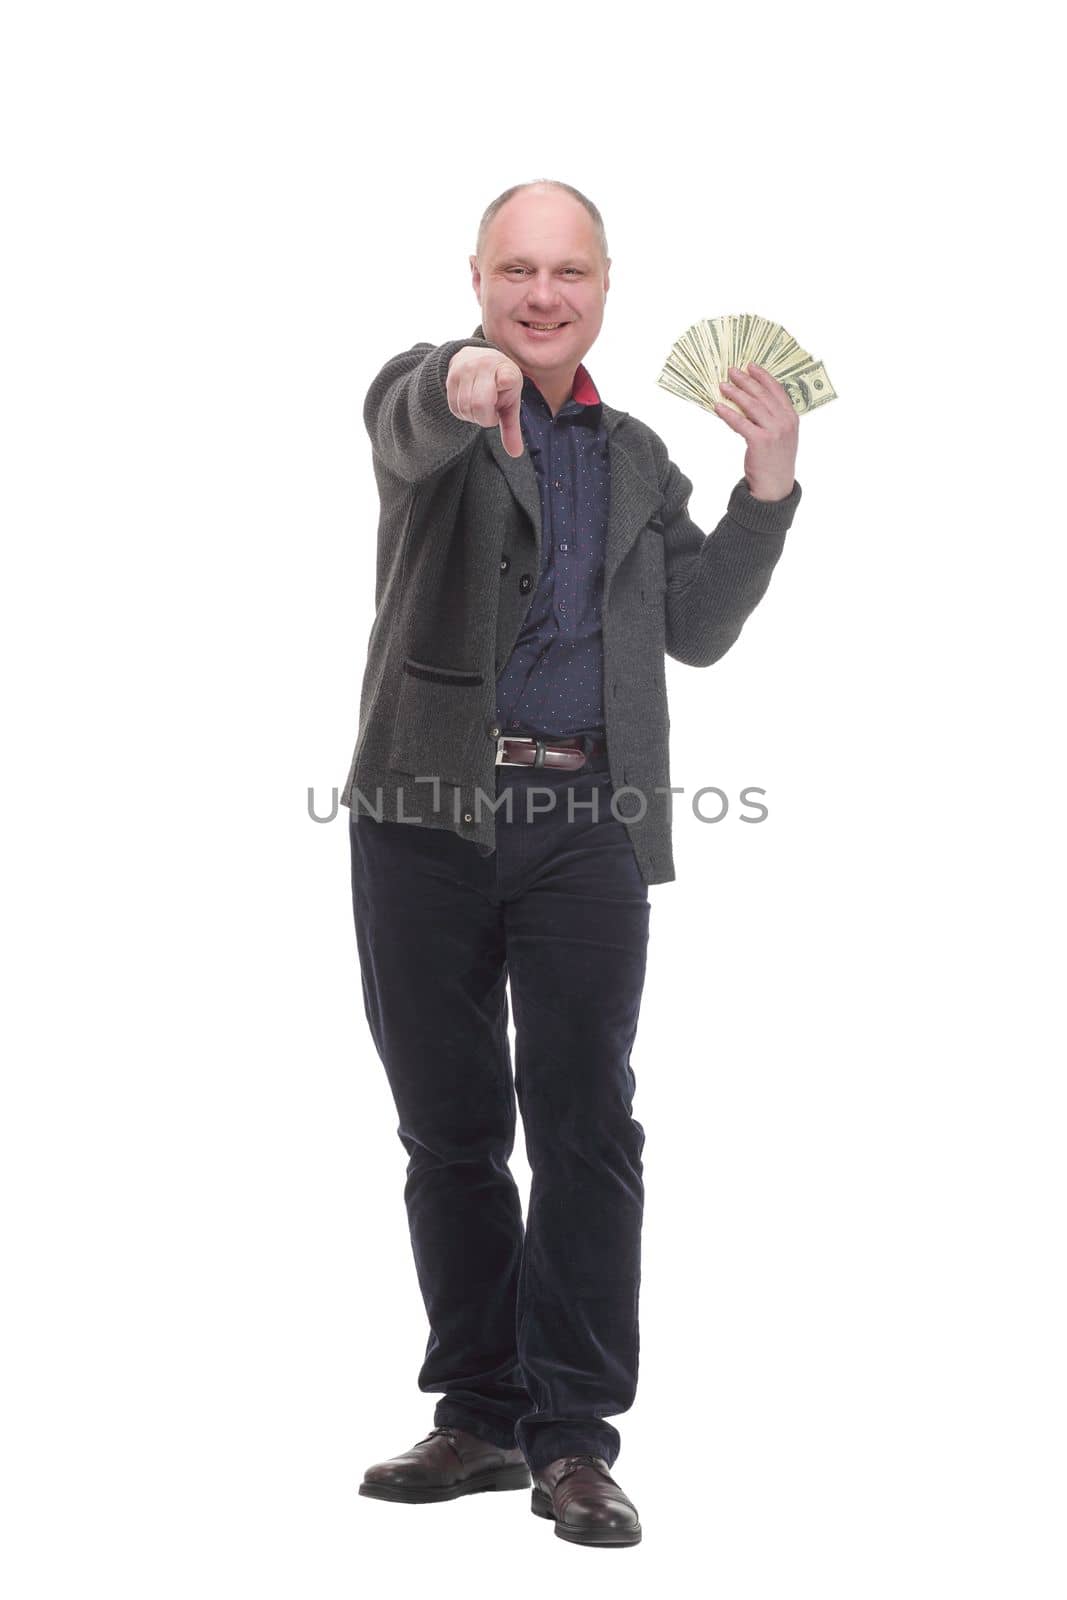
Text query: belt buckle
496 734 544 767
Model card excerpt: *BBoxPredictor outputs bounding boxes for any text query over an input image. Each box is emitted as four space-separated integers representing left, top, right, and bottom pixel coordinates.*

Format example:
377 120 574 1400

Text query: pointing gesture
447 347 525 458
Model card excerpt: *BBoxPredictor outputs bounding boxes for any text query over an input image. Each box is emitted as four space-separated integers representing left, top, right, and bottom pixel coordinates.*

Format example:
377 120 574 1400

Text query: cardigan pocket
398 657 484 687
388 656 485 788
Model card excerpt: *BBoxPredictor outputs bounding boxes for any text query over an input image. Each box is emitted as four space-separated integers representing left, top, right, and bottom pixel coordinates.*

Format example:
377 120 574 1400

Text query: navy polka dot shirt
495 361 609 740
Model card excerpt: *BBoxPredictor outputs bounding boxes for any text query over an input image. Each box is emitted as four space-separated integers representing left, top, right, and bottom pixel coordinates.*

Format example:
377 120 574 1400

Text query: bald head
475 181 609 271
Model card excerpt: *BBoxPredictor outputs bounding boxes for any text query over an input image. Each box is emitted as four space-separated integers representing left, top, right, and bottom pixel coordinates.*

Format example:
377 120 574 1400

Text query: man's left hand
714 362 799 502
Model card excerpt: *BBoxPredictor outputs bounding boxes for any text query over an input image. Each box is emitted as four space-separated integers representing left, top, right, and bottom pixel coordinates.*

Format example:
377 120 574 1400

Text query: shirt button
559 601 567 611
519 574 532 592
559 543 568 552
488 723 501 738
461 811 474 825
500 555 510 572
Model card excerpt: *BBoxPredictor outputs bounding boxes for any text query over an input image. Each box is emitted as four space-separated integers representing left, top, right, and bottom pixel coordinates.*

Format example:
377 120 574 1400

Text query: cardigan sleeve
658 456 802 668
363 335 497 484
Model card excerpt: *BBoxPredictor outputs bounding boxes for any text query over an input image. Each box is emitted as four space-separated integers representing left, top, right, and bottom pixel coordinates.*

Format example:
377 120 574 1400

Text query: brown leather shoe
359 1424 531 1503
531 1453 642 1545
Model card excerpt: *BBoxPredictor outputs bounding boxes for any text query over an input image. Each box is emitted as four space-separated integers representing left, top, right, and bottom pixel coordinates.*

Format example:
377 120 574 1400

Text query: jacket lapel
485 426 543 556
601 420 665 584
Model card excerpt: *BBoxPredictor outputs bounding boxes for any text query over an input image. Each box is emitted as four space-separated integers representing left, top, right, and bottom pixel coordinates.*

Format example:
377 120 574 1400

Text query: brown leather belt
495 733 608 771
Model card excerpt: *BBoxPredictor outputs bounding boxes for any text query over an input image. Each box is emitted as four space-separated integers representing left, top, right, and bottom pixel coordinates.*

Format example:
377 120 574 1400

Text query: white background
3 2 1063 1594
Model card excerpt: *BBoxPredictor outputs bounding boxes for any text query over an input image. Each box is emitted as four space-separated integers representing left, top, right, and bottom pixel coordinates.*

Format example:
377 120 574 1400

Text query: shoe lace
557 1452 611 1483
418 1425 464 1459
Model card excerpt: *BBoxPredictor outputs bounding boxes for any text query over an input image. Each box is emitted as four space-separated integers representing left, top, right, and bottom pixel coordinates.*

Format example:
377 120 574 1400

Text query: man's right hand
446 347 525 458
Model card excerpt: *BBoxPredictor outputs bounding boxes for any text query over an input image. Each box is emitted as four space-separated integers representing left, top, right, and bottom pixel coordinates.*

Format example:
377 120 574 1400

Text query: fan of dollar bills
656 313 836 418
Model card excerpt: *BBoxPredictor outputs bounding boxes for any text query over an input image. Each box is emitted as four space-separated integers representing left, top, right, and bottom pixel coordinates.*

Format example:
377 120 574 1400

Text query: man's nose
526 275 563 304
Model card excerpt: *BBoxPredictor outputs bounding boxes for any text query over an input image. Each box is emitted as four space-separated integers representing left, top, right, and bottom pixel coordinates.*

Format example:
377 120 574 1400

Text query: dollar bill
657 314 837 417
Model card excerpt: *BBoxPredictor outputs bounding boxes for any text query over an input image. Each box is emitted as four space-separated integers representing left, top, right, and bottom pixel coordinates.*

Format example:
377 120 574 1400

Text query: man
343 180 801 1547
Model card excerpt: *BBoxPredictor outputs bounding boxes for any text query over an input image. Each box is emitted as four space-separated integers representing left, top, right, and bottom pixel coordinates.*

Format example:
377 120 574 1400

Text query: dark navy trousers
347 749 651 1473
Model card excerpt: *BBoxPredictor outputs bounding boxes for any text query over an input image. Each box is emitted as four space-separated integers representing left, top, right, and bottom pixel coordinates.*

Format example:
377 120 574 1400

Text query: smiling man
343 179 802 1548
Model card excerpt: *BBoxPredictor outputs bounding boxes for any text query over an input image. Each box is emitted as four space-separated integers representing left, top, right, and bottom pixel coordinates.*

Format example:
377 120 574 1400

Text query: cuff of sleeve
727 475 802 534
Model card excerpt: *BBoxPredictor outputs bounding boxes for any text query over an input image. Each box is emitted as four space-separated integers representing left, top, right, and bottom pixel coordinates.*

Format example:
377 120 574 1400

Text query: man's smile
518 320 571 339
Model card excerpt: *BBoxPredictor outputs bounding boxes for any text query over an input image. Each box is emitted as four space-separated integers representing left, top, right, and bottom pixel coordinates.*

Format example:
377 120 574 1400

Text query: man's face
470 190 610 382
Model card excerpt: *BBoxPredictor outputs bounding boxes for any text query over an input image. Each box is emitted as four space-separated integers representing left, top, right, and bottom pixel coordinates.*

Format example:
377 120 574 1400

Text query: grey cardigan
340 324 802 885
